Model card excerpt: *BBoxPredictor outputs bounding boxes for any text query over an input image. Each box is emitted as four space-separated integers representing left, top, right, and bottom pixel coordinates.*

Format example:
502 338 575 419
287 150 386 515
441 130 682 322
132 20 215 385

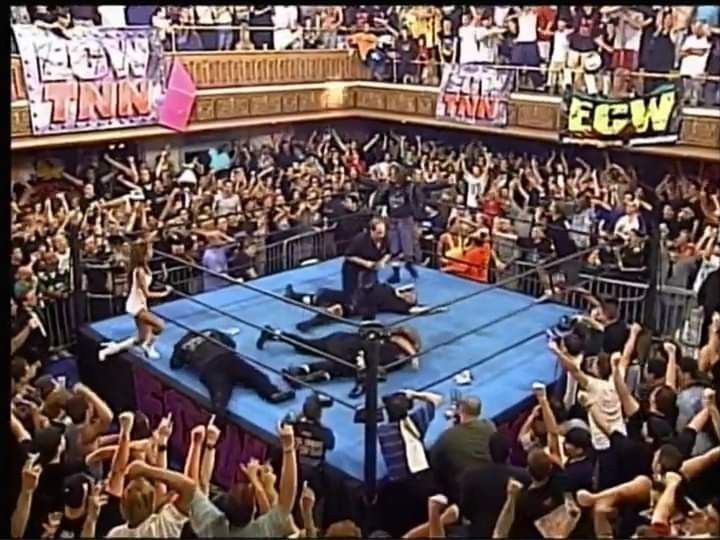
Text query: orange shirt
349 32 379 61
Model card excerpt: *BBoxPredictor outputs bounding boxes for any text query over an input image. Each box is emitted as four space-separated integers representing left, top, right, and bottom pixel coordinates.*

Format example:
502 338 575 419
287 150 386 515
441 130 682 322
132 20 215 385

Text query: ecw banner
12 25 168 135
436 63 514 127
559 84 682 147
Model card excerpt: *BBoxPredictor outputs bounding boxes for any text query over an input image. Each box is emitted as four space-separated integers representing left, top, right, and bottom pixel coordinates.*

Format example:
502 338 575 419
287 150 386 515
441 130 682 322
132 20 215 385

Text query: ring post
359 321 385 509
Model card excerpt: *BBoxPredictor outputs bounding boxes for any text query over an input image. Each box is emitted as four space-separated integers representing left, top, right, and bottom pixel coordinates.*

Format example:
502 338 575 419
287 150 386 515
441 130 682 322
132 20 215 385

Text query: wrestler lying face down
170 329 295 418
255 323 422 396
284 282 446 332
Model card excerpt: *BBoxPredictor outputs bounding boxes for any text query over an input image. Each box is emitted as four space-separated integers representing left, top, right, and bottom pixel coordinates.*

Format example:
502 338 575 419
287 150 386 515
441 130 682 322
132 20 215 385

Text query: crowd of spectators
12 5 720 105
10 122 720 538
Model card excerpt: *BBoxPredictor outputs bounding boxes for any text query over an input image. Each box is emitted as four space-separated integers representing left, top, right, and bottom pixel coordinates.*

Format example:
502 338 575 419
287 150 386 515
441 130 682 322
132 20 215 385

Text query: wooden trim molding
11 80 720 160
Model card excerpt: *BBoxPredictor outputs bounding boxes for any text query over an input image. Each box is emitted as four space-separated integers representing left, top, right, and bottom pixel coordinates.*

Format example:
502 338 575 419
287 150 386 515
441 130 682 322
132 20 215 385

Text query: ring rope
160 283 362 373
387 244 598 329
153 248 364 329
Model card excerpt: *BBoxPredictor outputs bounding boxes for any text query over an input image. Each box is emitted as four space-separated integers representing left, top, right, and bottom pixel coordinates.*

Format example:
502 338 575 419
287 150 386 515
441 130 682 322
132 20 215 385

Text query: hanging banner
436 63 514 127
559 84 682 147
12 25 168 135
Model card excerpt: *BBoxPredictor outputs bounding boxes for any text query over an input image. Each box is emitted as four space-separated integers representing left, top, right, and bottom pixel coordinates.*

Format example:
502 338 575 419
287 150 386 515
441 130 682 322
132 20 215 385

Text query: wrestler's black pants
283 331 363 378
200 352 283 415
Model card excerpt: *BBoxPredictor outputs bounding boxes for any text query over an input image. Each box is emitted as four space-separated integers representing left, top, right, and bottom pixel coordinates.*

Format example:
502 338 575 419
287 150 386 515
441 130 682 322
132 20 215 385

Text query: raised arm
493 478 522 538
11 457 42 539
199 416 219 495
277 422 299 516
73 383 114 445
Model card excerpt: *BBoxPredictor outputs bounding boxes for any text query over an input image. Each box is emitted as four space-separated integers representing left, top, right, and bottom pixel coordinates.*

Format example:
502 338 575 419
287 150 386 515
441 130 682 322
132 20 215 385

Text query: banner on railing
436 63 514 127
559 83 681 147
12 25 168 135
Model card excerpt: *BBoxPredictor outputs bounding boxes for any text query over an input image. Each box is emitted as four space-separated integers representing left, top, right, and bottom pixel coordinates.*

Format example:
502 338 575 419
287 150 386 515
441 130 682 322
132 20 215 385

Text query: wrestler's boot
284 285 315 305
267 389 296 403
282 366 330 388
404 261 418 279
388 262 402 284
256 325 280 350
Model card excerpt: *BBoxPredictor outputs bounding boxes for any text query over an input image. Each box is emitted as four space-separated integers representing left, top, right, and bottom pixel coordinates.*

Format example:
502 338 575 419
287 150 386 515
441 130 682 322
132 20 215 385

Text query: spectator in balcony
438 18 457 65
273 5 300 51
641 8 679 93
704 23 720 107
319 6 342 49
548 17 572 94
301 15 321 50
679 21 711 106
215 6 234 50
11 5 31 24
609 7 652 97
568 6 602 95
70 6 98 26
348 23 382 80
395 27 418 83
477 13 505 65
508 6 544 90
97 5 126 27
457 13 481 65
235 22 255 51
416 35 437 86
152 6 171 50
194 6 216 50
249 5 273 50
536 5 556 66
175 7 203 52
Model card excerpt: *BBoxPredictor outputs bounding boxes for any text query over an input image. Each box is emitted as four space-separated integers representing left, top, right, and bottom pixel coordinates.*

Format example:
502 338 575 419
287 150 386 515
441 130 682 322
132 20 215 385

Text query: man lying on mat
255 324 422 397
170 329 295 417
284 282 447 332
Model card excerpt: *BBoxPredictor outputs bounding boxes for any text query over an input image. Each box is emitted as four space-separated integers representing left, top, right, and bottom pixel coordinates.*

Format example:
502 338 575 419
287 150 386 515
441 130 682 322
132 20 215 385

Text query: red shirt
536 6 556 42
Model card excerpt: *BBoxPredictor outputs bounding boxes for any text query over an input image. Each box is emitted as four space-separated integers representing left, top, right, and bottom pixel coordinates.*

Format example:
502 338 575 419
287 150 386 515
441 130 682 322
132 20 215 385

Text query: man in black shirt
170 329 294 418
546 203 580 287
284 282 442 331
256 324 422 389
342 217 391 310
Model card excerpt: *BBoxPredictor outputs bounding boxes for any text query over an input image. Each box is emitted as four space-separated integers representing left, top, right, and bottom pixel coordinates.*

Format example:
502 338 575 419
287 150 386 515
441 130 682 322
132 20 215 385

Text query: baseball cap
63 473 93 509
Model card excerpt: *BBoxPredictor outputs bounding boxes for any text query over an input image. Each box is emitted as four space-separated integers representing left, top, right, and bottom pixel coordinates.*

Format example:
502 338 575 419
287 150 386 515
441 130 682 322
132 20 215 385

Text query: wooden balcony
10 51 720 160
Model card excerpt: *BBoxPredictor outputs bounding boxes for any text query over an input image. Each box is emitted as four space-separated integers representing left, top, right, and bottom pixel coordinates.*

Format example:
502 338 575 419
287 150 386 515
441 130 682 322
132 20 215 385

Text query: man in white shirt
549 340 627 489
611 7 649 95
458 13 481 64
97 5 126 27
273 6 300 50
613 199 645 241
680 22 711 105
476 13 504 64
510 7 543 89
107 460 196 537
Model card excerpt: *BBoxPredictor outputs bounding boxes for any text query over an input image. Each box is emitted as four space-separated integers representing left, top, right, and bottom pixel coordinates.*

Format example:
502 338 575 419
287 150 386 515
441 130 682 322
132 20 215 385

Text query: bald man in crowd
430 396 497 503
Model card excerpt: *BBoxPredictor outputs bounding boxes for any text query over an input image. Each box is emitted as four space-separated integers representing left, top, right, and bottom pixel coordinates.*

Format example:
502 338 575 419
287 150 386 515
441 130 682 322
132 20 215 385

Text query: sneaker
296 320 314 333
387 272 401 284
454 370 473 385
98 348 110 362
410 357 420 370
142 344 160 360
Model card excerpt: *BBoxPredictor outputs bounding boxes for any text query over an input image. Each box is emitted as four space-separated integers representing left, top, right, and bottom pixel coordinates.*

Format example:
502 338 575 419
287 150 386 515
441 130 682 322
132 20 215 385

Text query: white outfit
126 267 151 316
97 5 127 27
679 34 711 76
458 24 481 64
613 9 643 52
516 11 538 43
551 28 571 64
476 27 500 63
273 5 299 50
464 173 485 208
585 377 627 450
613 213 642 239
214 193 241 216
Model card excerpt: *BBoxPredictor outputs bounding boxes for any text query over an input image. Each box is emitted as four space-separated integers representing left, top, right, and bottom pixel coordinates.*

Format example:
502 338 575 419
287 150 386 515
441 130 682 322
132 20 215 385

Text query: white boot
98 337 137 362
141 342 160 360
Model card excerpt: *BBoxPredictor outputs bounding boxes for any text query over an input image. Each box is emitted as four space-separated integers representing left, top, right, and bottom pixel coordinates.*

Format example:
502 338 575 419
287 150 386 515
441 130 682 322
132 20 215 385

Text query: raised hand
300 481 316 515
278 421 295 452
240 457 262 481
22 454 42 492
156 412 173 444
87 481 109 516
118 411 135 434
205 414 221 447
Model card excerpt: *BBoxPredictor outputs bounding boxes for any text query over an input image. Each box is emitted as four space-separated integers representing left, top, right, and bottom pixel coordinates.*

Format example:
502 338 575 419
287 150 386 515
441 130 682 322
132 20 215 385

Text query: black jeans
283 332 361 378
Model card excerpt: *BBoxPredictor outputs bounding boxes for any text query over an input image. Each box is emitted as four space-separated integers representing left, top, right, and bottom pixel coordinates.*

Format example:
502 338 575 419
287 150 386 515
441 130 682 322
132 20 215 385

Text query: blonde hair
121 478 156 528
325 520 362 538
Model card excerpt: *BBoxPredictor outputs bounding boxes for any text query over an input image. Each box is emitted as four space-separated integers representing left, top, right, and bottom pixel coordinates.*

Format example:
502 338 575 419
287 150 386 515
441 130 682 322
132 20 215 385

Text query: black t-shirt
461 464 531 538
342 231 390 294
510 473 566 539
293 418 336 467
603 319 629 354
384 185 414 219
610 429 653 483
562 457 594 493
170 329 237 371
547 218 578 258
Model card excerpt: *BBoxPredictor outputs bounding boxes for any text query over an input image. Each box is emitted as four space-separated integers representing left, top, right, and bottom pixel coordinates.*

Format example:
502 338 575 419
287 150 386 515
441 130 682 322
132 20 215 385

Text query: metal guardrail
33 225 700 353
